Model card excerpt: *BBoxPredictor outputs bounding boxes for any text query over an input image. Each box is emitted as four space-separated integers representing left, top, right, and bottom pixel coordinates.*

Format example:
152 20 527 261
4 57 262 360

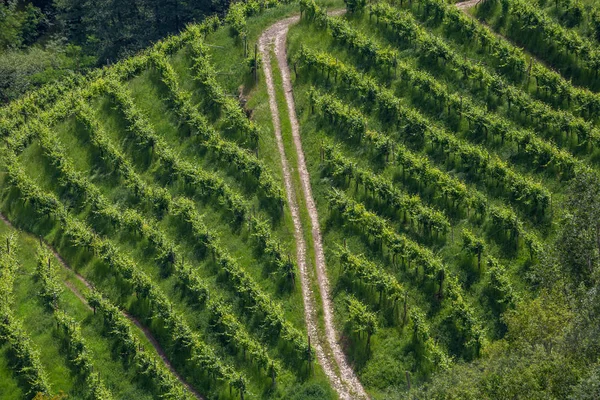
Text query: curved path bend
0 212 203 400
456 0 481 10
259 13 369 400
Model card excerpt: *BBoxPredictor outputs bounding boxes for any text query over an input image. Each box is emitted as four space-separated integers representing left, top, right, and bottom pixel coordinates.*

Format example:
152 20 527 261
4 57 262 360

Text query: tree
557 171 600 285
33 393 67 400
0 1 44 50
593 11 600 42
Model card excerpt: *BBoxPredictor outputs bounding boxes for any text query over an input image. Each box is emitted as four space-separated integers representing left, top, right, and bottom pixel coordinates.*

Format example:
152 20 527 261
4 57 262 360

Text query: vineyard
0 0 599 399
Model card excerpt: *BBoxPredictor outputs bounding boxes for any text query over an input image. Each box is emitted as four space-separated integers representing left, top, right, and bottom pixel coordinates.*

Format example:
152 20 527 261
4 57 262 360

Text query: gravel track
456 0 481 10
258 12 369 400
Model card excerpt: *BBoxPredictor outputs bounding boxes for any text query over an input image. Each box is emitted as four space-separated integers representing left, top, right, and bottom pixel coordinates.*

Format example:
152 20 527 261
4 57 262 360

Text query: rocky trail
258 11 369 400
456 0 481 10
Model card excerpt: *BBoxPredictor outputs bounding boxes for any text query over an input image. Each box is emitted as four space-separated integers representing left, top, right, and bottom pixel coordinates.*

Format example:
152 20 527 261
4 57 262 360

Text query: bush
344 0 366 13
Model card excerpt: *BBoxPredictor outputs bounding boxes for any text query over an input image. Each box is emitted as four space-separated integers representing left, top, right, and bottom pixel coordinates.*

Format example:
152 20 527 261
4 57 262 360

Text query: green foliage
406 290 578 399
322 144 449 236
308 86 540 255
31 98 294 378
87 292 192 399
0 235 52 398
53 311 114 400
188 37 262 142
559 0 584 28
227 2 249 38
473 0 600 92
344 296 377 348
486 257 516 312
99 77 299 300
337 247 404 308
0 1 43 50
498 0 600 74
344 0 366 13
410 309 451 371
53 0 230 61
2 150 246 396
6 0 600 397
593 10 600 41
149 51 285 209
388 0 600 124
461 229 485 269
368 3 593 169
557 171 600 284
570 365 600 400
287 382 334 400
303 44 553 218
34 247 63 310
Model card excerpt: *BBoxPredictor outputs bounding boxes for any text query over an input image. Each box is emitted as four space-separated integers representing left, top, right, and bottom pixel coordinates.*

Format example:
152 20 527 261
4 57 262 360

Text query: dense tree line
0 0 231 103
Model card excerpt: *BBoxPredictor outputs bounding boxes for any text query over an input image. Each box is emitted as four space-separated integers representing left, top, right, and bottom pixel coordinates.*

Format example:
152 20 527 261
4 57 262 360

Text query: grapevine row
327 190 485 357
299 45 580 180
308 87 550 219
337 246 404 306
88 291 194 400
308 89 541 256
95 81 298 291
328 189 443 276
543 0 600 46
411 0 600 117
321 144 450 235
0 74 84 138
2 151 247 396
367 4 600 148
36 252 113 400
483 0 600 79
67 101 308 367
296 19 552 216
31 115 286 377
149 52 284 209
35 249 123 400
0 10 225 146
187 36 261 144
0 235 52 397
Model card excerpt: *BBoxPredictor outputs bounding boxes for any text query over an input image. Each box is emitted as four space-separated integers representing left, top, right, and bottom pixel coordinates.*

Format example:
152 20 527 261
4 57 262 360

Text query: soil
456 0 481 10
258 11 369 400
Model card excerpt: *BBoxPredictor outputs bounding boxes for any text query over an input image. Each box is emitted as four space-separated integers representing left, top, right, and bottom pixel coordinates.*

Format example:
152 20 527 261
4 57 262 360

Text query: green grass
0 2 348 398
284 8 578 397
2 0 594 399
469 0 600 93
0 218 158 398
0 343 23 400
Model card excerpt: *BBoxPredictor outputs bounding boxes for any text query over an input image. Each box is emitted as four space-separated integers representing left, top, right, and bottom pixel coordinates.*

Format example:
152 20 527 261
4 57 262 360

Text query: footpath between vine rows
0 212 203 400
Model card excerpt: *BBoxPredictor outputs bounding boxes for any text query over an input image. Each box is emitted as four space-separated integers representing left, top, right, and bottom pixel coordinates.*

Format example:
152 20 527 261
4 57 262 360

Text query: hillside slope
2 0 600 399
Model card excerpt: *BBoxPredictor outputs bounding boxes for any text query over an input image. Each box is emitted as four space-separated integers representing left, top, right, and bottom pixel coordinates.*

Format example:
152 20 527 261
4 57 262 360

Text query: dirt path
456 0 481 10
0 212 203 400
259 13 369 400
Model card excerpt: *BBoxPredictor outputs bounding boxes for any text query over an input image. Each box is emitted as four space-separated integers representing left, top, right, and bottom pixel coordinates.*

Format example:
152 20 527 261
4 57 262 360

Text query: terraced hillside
1 0 600 399
285 0 600 397
0 2 339 399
